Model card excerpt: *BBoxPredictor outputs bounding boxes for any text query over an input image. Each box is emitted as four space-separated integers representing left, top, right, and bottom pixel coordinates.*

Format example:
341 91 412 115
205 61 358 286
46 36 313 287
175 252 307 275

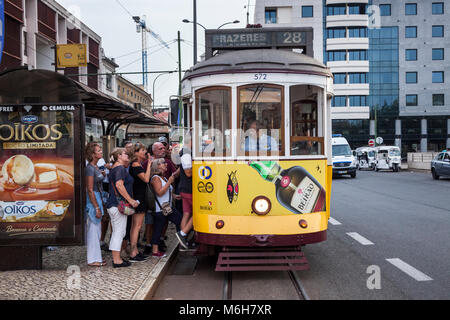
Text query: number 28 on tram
181 49 334 251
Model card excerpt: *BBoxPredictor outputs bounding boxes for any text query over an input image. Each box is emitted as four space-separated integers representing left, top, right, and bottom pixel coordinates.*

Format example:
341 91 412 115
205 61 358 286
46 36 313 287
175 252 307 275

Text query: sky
55 0 255 106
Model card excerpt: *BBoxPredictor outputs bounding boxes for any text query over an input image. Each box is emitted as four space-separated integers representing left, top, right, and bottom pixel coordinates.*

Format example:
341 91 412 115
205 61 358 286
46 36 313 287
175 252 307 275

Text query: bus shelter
0 67 166 270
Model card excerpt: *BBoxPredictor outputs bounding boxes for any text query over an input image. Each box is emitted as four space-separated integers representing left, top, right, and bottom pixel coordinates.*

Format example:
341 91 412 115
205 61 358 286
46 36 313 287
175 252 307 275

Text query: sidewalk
0 225 178 300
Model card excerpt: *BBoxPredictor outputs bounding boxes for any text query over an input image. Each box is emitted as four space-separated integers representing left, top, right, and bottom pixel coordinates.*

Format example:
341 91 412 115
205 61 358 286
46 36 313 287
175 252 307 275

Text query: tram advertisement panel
0 104 83 244
193 160 327 216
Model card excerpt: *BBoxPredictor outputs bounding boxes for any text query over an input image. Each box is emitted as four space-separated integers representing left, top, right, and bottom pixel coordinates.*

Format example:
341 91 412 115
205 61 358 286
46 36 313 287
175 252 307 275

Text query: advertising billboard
0 104 84 245
0 0 4 65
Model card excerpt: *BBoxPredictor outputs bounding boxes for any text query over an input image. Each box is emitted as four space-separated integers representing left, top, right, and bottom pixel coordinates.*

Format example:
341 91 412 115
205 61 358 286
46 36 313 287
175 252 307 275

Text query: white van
332 134 357 178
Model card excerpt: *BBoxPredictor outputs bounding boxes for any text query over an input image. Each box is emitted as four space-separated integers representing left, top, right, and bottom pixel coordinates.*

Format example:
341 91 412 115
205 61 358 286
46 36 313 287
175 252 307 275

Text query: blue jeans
151 207 181 246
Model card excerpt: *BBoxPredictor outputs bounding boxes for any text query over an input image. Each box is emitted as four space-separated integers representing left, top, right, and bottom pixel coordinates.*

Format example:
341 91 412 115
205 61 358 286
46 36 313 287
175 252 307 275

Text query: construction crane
133 15 169 91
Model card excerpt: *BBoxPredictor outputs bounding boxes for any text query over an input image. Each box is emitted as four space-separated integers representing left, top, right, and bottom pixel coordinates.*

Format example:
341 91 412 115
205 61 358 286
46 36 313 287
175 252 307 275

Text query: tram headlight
252 196 271 216
216 220 225 229
299 219 308 229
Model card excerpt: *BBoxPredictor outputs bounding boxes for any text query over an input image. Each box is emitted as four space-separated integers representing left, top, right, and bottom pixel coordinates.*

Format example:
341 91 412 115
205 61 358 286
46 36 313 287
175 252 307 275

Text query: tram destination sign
205 27 313 59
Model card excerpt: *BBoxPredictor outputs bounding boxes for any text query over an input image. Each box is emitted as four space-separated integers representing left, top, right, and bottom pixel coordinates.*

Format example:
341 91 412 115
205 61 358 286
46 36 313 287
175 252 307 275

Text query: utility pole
178 31 184 140
193 0 197 65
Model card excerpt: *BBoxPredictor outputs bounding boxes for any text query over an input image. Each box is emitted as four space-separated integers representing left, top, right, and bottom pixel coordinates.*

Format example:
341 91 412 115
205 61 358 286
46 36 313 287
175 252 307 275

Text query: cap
158 136 168 144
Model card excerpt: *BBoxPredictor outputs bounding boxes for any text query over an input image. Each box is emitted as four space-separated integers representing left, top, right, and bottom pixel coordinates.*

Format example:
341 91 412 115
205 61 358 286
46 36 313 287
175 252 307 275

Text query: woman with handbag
85 142 106 267
106 148 139 268
150 158 181 257
128 142 152 262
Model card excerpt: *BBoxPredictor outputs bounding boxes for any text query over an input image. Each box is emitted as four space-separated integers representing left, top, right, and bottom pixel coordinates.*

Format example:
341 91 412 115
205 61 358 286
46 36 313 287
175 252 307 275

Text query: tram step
215 247 309 272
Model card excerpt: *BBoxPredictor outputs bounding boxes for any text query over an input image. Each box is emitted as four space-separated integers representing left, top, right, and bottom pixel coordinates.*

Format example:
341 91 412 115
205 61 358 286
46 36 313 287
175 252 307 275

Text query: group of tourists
84 136 193 268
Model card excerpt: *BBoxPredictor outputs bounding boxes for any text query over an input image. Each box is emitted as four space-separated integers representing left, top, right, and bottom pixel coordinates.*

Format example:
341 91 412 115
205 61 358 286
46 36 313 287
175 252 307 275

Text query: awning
74 80 168 126
0 67 168 129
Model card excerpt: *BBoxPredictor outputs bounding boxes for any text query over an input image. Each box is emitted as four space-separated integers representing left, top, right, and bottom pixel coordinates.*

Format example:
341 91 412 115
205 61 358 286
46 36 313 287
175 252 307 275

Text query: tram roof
183 49 332 81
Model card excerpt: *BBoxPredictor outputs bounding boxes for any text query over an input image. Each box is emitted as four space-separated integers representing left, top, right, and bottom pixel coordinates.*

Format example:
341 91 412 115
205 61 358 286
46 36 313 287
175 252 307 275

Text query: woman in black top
128 142 152 261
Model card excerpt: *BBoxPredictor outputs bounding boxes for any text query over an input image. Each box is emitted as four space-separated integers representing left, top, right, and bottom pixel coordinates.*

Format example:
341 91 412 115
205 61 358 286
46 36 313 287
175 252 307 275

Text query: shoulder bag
111 178 135 216
151 175 172 216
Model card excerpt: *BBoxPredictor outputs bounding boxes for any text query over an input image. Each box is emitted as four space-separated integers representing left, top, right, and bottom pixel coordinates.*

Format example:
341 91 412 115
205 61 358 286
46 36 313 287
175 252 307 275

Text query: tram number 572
253 73 267 80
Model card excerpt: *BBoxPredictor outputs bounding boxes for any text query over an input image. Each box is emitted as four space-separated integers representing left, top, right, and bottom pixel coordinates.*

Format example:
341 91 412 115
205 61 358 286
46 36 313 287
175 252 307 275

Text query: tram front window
196 87 231 157
290 85 324 155
238 84 283 156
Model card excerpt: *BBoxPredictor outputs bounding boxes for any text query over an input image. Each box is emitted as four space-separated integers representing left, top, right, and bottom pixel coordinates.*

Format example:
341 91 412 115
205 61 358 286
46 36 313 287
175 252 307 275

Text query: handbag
151 175 172 216
111 179 135 216
145 183 156 212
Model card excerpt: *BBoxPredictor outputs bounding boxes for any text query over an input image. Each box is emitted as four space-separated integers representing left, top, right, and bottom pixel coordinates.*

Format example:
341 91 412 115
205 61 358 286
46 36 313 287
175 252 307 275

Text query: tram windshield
238 84 282 156
196 87 231 157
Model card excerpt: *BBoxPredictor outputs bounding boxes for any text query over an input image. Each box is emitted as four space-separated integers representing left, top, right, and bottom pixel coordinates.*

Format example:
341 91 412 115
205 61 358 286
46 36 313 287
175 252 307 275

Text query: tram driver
243 119 279 153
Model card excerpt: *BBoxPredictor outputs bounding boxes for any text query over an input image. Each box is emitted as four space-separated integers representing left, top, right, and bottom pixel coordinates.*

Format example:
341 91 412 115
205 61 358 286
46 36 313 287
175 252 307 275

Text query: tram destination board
205 27 313 59
0 104 84 246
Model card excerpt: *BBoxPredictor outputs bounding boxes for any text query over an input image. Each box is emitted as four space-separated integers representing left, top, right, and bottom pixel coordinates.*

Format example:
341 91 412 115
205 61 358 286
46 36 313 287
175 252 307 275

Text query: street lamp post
152 71 173 111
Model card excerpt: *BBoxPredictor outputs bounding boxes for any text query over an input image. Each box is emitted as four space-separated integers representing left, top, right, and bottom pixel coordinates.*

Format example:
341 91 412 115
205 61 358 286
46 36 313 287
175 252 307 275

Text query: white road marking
386 258 433 282
328 217 342 225
346 232 374 245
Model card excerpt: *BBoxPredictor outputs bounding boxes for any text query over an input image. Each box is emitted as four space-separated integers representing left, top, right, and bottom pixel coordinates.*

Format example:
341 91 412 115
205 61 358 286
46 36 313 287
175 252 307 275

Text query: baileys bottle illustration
249 161 326 214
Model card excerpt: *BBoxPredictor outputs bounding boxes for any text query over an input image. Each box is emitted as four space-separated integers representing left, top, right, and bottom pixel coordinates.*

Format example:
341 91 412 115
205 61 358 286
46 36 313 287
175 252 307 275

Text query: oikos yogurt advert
0 105 77 240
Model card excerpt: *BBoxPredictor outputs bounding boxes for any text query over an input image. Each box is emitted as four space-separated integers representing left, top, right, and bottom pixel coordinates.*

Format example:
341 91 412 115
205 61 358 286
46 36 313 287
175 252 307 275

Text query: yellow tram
181 49 334 270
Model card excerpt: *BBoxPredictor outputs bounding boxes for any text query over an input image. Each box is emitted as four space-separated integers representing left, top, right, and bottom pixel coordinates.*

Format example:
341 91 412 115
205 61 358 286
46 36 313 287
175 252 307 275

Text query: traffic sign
368 139 375 147
376 137 383 145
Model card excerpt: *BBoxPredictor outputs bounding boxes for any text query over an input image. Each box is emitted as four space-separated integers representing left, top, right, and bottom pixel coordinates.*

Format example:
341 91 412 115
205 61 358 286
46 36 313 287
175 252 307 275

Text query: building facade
117 75 153 114
254 0 450 154
0 0 156 146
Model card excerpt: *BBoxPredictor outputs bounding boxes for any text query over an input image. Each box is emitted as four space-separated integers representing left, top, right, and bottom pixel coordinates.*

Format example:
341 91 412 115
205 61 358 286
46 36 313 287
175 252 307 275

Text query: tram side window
196 88 231 157
238 85 283 156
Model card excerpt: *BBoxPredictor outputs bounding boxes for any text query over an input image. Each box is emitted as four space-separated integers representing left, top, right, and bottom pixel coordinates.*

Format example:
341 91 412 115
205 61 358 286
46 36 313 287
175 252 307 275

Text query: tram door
291 99 319 155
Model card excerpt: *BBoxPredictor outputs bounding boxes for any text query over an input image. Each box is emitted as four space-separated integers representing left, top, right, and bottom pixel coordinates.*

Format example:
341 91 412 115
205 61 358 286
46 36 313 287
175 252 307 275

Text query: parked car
431 150 450 180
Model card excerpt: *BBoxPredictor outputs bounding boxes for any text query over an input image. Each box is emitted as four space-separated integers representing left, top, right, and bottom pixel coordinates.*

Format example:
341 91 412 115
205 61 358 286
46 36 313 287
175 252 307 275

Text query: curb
131 238 178 300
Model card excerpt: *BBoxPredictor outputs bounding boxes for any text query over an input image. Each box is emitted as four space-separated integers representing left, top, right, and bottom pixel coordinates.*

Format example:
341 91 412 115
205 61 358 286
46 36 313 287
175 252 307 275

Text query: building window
432 2 444 14
405 49 417 61
333 73 347 84
327 50 346 61
379 4 391 16
348 27 368 38
406 94 418 106
432 25 444 37
327 4 346 16
432 94 445 106
405 26 417 38
106 74 112 90
265 8 277 24
405 3 417 15
348 4 367 15
349 96 367 106
432 71 444 83
348 50 368 61
406 72 418 83
327 27 346 39
432 48 444 60
302 6 313 17
332 96 346 107
349 73 368 84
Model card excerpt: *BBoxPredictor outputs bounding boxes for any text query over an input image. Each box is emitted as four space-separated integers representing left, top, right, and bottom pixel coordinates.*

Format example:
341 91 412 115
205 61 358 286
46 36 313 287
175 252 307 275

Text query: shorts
181 192 192 215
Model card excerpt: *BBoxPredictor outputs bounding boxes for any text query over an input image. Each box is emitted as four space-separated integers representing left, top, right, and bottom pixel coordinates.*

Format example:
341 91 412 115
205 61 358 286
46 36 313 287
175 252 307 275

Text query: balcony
333 84 369 96
331 106 370 120
327 60 369 73
327 37 369 51
327 0 368 4
327 14 368 28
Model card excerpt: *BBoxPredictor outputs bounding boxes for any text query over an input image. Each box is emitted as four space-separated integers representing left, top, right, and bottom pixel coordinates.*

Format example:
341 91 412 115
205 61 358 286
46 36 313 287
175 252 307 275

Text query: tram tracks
222 270 309 300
